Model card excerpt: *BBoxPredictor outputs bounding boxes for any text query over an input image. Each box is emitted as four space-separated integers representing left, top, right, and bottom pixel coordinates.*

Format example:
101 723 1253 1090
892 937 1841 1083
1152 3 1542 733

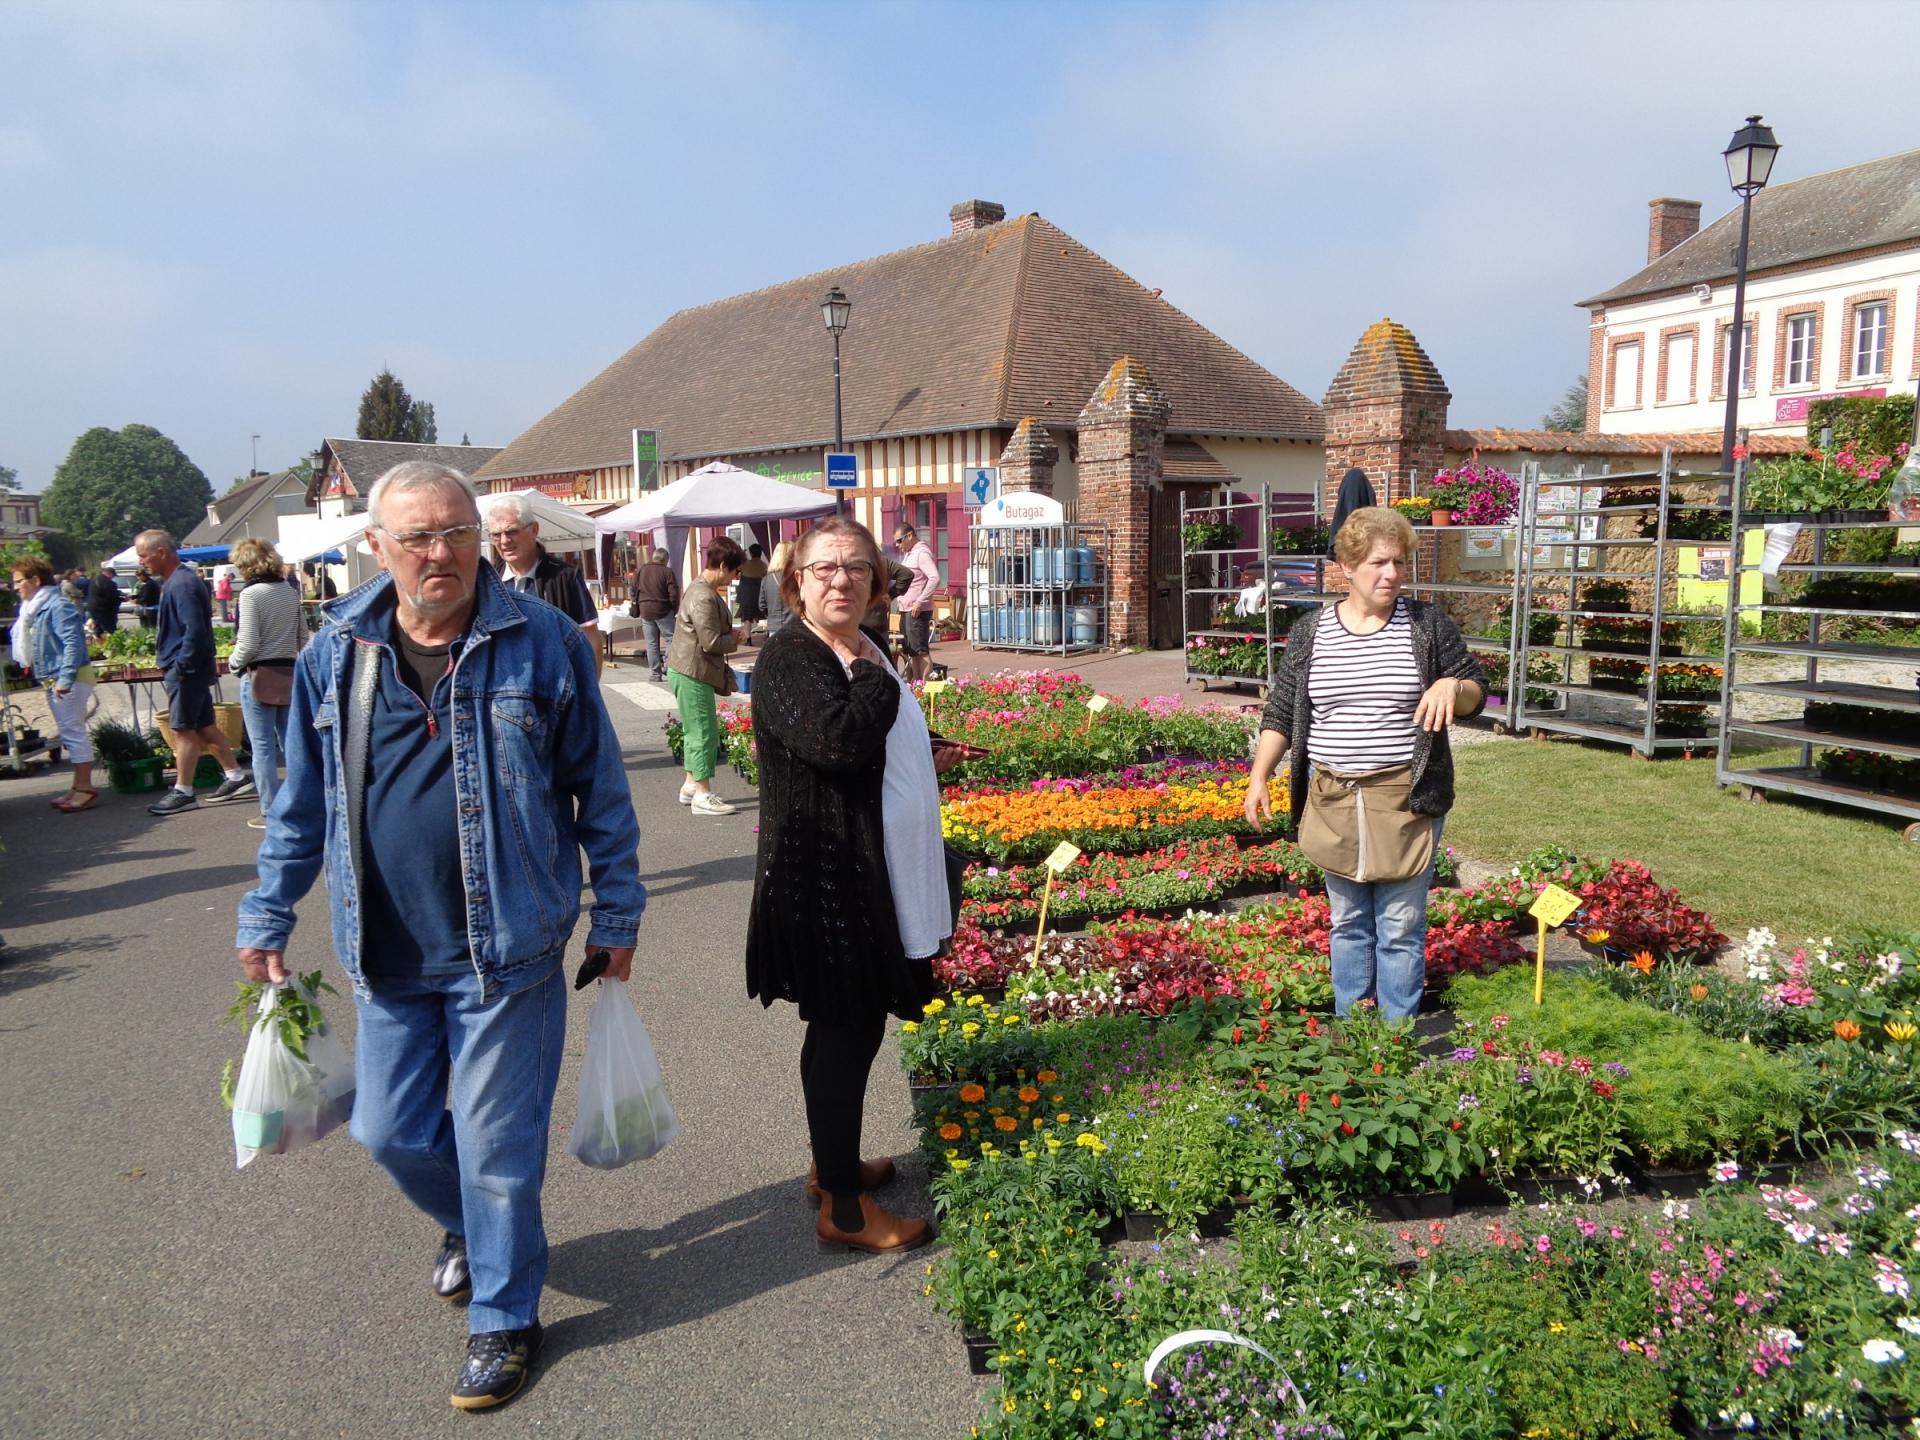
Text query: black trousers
799 1009 887 1196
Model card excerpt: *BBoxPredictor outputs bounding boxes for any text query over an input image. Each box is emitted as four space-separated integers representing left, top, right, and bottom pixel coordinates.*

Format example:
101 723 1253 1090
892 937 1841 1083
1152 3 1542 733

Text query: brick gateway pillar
997 417 1060 496
1077 357 1170 649
1321 318 1451 513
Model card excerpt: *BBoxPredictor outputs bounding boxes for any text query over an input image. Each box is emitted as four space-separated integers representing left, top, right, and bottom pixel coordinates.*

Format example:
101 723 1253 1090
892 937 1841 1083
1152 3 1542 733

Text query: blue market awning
178 545 230 562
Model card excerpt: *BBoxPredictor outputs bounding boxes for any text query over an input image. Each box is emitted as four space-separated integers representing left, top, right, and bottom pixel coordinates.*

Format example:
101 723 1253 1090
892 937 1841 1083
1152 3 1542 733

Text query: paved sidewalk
0 675 987 1440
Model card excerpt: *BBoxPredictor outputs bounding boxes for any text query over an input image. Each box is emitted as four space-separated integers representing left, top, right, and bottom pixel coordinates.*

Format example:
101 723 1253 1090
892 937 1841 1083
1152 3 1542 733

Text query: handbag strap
342 640 380 894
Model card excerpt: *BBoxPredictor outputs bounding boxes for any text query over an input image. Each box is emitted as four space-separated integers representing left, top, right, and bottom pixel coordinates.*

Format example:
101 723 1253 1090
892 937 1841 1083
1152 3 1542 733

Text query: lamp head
1723 115 1780 196
821 285 852 336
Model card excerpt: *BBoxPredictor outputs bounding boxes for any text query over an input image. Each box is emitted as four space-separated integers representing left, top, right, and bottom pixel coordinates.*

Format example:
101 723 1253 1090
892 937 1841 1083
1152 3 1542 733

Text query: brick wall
1646 198 1702 263
1076 357 1169 649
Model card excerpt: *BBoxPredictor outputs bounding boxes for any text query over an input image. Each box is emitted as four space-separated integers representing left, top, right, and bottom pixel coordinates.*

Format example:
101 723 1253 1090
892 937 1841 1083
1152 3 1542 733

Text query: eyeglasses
380 524 483 555
802 560 874 584
487 526 525 543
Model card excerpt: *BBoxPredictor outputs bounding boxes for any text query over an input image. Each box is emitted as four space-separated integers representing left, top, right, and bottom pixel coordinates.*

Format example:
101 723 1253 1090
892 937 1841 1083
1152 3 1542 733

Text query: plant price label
1528 883 1581 928
1086 694 1110 713
922 680 949 697
1044 842 1083 874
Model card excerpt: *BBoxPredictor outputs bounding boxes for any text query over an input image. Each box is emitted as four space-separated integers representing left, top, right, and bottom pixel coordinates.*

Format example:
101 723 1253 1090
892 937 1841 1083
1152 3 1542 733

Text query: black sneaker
432 1232 471 1304
202 774 257 806
148 789 200 817
450 1323 542 1411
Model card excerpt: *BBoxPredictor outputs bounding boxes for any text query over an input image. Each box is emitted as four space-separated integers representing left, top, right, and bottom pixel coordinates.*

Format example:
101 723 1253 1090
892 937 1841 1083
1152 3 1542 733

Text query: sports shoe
432 1232 471 1304
677 781 697 805
148 789 200 817
690 792 735 816
450 1323 542 1411
202 774 257 806
245 816 268 831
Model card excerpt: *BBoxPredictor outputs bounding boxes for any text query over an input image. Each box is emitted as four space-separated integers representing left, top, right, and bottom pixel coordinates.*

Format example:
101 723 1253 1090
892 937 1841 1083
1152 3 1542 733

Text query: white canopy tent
594 461 839 575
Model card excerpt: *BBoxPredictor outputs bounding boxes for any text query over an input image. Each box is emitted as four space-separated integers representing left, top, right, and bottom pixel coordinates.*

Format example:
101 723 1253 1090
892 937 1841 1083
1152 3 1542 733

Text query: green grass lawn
1446 738 1917 943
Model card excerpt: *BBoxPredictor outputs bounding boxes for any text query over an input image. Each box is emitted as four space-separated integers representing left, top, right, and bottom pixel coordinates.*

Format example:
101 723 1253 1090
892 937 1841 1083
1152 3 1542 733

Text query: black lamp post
1719 115 1781 478
821 285 852 514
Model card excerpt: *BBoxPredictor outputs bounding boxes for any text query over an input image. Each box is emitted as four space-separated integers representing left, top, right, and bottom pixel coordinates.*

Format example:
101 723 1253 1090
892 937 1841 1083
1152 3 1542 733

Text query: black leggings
799 1009 887 1197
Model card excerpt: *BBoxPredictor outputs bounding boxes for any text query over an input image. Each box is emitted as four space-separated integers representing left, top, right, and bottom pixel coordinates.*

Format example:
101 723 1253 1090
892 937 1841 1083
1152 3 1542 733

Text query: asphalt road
0 668 990 1440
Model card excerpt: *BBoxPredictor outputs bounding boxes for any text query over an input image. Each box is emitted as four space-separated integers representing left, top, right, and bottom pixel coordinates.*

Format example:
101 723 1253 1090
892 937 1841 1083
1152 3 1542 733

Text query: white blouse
849 634 951 960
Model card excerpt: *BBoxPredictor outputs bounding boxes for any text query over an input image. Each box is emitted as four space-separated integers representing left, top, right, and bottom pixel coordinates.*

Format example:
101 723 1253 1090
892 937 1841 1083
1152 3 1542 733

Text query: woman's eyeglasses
802 560 874 584
381 524 484 555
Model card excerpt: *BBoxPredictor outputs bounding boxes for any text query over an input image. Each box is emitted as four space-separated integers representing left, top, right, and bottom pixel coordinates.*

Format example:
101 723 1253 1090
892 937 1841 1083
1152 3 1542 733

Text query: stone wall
1077 357 1170 649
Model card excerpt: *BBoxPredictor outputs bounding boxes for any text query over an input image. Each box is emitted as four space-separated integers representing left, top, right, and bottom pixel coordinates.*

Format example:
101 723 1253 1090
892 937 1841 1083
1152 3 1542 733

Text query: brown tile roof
1581 147 1920 307
476 215 1321 482
1448 428 1805 456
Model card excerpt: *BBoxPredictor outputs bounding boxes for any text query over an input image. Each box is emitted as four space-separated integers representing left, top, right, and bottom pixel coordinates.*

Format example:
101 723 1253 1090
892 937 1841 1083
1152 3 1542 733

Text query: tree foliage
1542 376 1589 433
0 462 17 494
42 424 212 551
355 368 436 443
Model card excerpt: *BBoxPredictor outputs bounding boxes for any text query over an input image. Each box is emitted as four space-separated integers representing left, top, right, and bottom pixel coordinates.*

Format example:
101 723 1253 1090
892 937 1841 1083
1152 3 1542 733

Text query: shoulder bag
1297 763 1435 884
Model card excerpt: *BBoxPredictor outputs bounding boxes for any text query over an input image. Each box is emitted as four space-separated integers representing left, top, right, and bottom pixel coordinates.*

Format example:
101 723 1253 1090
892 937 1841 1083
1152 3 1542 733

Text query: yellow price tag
922 680 949 697
1086 694 1110 713
1528 883 1581 929
1044 841 1083 874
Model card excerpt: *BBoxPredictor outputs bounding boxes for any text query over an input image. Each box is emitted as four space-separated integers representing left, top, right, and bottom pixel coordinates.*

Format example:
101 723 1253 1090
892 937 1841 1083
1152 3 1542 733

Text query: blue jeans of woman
240 674 289 809
1323 816 1444 1019
348 964 567 1334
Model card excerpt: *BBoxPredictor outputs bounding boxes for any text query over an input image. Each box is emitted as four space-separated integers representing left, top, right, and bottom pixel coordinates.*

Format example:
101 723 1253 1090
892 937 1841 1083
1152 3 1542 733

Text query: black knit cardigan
744 622 926 1024
1258 600 1487 831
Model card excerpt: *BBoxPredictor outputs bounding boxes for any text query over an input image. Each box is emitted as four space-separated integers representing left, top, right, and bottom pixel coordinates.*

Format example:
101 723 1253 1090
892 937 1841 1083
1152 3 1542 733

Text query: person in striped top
1244 506 1484 1017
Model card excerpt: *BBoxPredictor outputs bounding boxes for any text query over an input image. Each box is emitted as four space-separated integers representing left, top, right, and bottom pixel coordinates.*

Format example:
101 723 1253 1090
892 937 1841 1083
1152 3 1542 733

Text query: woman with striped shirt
1244 507 1484 1017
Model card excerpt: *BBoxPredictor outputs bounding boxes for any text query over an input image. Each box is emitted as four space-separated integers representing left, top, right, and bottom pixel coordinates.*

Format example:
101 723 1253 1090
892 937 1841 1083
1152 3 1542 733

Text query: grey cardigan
1258 599 1487 829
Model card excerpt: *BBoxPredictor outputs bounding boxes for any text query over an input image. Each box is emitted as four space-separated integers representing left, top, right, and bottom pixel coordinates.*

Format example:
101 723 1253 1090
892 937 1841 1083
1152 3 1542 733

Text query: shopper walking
628 547 680 681
667 537 747 815
9 556 98 812
226 538 302 831
1244 507 1484 1019
746 517 968 1255
762 539 796 637
485 493 600 673
134 529 251 816
235 461 645 1412
892 523 939 683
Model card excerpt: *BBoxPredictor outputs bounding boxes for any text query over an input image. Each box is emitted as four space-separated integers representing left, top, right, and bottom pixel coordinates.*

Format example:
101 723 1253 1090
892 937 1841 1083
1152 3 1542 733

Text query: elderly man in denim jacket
236 461 644 1413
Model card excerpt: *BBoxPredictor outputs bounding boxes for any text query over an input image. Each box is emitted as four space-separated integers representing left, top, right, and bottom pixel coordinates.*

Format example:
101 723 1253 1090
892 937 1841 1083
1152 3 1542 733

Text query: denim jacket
20 593 91 689
236 565 646 999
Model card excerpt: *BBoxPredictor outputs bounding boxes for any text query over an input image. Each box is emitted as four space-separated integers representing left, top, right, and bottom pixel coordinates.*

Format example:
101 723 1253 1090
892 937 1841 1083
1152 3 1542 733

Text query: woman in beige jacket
667 536 748 815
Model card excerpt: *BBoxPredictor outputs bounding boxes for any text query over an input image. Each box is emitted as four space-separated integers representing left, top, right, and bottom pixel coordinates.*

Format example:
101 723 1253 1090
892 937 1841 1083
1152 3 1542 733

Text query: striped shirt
1305 598 1422 771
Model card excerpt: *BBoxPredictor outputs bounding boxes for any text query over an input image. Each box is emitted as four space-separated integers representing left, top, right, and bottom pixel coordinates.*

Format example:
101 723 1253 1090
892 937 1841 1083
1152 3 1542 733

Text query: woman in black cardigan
746 518 965 1254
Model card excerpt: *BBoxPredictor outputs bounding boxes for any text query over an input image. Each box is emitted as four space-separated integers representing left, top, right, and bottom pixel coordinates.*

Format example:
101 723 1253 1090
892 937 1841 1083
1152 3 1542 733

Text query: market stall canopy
592 462 838 534
106 542 231 566
480 489 602 544
281 512 372 564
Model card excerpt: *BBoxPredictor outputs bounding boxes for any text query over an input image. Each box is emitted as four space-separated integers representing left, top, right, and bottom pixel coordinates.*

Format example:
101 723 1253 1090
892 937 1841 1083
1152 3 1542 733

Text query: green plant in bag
218 971 337 1108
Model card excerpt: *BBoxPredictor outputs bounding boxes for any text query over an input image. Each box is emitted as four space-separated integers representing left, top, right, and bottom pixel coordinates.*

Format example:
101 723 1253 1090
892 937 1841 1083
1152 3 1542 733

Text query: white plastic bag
231 984 355 1168
568 979 679 1169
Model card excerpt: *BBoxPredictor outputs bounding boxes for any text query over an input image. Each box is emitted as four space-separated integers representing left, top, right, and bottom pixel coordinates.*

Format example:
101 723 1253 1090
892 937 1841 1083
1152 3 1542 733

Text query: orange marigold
1833 1018 1862 1042
994 1115 1019 1132
939 1123 963 1141
1018 1086 1040 1104
1036 1070 1057 1083
959 1083 986 1104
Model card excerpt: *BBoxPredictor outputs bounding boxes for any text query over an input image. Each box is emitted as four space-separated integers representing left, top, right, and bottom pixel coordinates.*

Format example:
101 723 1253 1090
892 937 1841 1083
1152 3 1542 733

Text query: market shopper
1243 506 1484 1019
9 556 98 812
892 523 939 683
628 546 680 681
667 536 748 816
235 461 645 1413
762 539 796 637
225 538 302 830
134 566 161 627
736 543 769 641
484 493 601 673
745 517 966 1255
87 564 123 638
133 529 251 816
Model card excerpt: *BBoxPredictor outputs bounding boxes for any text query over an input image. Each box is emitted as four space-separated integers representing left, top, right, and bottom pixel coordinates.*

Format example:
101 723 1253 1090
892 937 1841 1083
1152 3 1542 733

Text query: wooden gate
1148 488 1184 649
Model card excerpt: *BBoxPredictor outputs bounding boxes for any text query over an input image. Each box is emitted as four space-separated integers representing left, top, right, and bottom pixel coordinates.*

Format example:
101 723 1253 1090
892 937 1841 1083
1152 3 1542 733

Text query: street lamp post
1720 115 1781 480
822 285 851 515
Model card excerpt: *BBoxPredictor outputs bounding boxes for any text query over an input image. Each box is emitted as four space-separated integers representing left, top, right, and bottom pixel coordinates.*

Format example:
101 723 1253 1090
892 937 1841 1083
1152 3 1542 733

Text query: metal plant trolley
1179 485 1330 699
1513 450 1730 757
1715 489 1920 840
967 520 1109 657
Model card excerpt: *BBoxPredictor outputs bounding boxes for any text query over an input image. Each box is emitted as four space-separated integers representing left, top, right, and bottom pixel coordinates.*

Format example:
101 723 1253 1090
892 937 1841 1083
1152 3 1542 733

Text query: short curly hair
1333 507 1416 567
229 537 286 583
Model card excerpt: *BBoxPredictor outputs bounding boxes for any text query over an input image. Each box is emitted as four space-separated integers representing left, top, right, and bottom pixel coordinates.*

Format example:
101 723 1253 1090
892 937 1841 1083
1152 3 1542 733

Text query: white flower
1858 1164 1893 1191
1896 1317 1920 1336
1785 1220 1817 1244
1861 1339 1905 1364
1711 1160 1743 1183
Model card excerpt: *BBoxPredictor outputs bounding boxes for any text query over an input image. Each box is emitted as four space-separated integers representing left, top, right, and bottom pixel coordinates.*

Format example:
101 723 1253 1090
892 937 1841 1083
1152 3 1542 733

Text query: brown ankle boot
815 1192 932 1254
804 1157 898 1205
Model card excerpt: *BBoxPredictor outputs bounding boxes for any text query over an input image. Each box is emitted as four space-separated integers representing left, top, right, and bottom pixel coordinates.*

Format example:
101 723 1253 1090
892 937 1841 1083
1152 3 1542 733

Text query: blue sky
4 0 1916 493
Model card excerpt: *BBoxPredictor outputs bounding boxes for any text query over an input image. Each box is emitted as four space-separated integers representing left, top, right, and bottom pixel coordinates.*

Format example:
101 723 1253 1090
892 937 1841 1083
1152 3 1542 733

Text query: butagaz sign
978 492 1065 528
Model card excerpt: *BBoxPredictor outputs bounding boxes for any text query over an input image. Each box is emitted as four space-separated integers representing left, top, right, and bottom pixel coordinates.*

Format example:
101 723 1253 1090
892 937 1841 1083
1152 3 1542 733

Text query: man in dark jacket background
87 565 123 637
483 493 601 674
627 547 680 681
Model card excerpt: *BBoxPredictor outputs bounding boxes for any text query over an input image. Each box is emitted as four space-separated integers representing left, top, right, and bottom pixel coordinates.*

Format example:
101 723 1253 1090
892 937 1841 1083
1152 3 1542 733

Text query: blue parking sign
825 452 858 489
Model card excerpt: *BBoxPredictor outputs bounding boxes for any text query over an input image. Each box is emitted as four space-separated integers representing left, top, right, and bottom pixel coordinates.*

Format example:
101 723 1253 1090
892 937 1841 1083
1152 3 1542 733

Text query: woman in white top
744 518 968 1255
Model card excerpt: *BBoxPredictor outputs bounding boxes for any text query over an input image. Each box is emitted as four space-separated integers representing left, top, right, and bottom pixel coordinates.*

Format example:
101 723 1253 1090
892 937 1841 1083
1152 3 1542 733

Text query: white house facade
1581 148 1920 441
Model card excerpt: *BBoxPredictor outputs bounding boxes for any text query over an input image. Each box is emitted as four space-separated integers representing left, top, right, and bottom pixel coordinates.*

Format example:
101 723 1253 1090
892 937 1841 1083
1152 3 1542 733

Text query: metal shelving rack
968 522 1110 657
1513 449 1730 757
1179 485 1331 697
1716 492 1920 838
1406 464 1542 734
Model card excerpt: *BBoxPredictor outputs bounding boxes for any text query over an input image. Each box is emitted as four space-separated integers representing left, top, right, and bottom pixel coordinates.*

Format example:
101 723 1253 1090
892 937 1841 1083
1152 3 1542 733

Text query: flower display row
942 773 1266 863
959 836 1323 929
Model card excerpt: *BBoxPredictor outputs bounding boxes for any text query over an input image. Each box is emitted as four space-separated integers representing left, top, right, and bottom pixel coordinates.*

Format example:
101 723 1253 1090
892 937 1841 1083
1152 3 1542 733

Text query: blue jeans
349 964 567 1333
641 615 674 675
1323 816 1444 1020
240 674 289 809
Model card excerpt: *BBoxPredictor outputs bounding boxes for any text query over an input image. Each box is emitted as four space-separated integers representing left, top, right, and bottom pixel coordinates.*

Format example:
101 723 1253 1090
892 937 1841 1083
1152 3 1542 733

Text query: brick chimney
949 199 1006 235
1647 197 1702 262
